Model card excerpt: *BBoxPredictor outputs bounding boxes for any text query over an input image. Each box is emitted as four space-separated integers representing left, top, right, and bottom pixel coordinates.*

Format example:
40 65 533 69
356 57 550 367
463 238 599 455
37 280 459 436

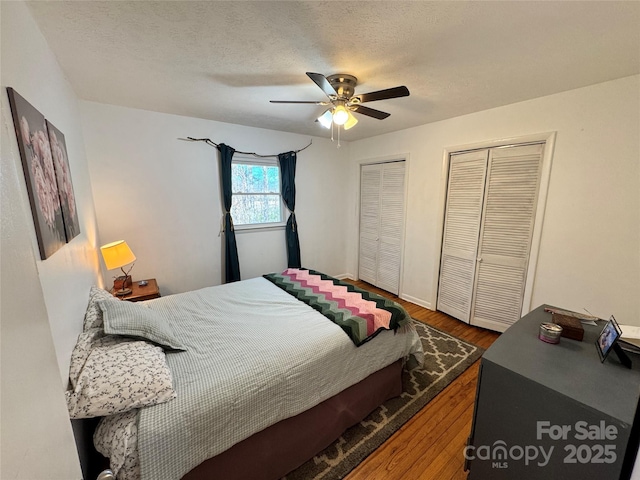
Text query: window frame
230 156 286 232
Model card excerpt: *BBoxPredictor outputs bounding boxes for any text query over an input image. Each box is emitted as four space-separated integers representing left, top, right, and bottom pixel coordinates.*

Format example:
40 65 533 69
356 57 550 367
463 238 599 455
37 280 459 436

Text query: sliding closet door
436 151 489 323
358 161 406 295
470 144 543 331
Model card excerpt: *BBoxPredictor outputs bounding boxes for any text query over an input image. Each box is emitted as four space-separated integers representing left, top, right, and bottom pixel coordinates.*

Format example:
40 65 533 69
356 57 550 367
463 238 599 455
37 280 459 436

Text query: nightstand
111 279 160 302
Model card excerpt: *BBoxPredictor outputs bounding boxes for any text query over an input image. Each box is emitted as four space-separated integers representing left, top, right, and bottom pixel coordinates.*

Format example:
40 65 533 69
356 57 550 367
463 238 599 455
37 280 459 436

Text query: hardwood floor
343 280 500 480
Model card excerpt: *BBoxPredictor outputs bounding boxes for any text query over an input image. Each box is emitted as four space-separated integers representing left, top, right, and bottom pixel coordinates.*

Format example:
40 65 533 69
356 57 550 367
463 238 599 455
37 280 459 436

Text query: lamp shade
344 110 358 130
100 240 136 270
317 109 333 129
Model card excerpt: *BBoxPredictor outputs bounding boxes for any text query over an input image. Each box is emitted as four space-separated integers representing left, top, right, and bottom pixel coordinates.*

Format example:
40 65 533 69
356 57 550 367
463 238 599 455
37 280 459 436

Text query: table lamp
100 240 136 296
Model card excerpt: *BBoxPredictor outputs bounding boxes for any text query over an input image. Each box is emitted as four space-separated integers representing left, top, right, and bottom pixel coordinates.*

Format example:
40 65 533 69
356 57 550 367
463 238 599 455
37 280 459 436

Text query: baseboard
334 273 355 280
400 293 433 310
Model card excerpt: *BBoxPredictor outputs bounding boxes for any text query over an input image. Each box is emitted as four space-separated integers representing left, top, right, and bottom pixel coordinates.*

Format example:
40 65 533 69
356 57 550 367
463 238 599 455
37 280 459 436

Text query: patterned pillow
98 297 186 351
83 286 114 331
65 338 176 419
94 409 140 480
68 327 105 389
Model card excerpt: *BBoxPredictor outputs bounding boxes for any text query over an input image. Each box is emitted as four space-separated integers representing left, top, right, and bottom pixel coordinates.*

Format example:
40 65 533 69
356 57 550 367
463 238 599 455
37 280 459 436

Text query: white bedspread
97 277 423 480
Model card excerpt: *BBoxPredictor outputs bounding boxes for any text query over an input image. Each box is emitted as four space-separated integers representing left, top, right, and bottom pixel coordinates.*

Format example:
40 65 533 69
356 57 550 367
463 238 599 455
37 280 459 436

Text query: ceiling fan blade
270 100 330 105
350 105 390 120
354 86 410 103
306 72 338 99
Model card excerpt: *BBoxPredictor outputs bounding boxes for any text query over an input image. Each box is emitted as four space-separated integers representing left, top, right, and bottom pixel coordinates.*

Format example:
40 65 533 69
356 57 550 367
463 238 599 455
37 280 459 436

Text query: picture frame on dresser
597 316 622 361
597 316 632 369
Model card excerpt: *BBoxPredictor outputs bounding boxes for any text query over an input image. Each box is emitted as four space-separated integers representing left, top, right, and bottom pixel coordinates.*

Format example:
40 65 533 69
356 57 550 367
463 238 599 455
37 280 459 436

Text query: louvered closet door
376 162 405 295
470 144 543 331
358 161 406 295
359 164 382 286
437 151 489 323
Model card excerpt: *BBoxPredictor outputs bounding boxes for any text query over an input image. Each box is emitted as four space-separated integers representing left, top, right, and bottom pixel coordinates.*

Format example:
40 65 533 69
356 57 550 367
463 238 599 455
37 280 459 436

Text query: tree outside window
231 160 283 226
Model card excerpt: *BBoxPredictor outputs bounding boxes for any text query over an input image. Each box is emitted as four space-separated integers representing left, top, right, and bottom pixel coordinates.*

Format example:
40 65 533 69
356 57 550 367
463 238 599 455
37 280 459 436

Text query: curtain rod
181 137 312 158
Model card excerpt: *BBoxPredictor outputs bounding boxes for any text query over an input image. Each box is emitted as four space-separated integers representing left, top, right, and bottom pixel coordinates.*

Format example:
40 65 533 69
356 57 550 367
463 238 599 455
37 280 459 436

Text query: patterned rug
283 319 484 480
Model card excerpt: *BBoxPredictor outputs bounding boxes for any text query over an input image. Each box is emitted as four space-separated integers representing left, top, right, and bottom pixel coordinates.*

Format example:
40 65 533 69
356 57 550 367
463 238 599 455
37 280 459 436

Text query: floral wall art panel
46 120 80 242
7 88 66 259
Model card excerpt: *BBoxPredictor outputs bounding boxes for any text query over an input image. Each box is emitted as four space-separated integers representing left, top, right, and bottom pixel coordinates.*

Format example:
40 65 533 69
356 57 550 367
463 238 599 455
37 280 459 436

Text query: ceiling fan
270 72 410 130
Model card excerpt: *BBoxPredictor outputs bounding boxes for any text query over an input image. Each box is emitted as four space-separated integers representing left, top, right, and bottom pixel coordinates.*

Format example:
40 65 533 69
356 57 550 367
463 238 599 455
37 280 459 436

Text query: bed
68 269 424 480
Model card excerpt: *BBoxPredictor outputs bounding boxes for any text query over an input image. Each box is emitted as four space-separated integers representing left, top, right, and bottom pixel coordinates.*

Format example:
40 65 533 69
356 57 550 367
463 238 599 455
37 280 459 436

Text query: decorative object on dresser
551 312 585 341
111 279 160 302
538 322 562 344
596 315 632 369
100 240 136 296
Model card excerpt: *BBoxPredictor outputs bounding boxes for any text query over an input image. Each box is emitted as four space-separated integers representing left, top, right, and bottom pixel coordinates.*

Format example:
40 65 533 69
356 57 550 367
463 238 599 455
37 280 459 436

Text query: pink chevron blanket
263 268 410 345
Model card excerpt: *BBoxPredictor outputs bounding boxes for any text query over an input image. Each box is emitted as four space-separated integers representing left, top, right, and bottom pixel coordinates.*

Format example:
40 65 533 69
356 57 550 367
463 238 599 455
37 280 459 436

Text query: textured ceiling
26 1 640 141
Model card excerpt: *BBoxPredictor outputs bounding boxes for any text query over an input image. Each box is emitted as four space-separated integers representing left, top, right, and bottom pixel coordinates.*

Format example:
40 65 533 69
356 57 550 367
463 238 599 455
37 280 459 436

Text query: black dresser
466 305 640 479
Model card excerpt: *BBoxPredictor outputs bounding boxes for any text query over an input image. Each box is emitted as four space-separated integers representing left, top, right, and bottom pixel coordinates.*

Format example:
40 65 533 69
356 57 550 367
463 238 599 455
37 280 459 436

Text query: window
231 158 284 229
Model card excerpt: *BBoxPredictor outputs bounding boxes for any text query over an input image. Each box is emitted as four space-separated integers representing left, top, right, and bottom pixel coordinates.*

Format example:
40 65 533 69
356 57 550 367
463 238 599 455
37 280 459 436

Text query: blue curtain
218 143 241 282
278 151 301 268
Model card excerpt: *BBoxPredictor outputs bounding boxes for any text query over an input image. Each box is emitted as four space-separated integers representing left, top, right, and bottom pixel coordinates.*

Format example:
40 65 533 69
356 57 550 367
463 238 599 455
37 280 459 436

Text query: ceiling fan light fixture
332 104 349 126
344 110 358 130
271 72 410 135
317 109 333 129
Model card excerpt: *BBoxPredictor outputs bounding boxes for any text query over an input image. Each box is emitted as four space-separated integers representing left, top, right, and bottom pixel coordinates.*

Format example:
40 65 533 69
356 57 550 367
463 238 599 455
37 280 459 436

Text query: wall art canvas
7 87 66 259
46 120 80 241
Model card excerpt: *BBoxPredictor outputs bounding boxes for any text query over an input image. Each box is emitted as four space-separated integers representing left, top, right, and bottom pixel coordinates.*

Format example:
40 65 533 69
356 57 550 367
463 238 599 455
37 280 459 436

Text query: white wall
2 2 103 383
1 1 103 478
347 75 640 324
80 102 350 294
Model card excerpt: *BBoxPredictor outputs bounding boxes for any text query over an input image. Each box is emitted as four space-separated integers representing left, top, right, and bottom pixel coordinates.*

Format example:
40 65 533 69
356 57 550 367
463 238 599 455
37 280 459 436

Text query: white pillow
83 286 114 331
66 337 176 419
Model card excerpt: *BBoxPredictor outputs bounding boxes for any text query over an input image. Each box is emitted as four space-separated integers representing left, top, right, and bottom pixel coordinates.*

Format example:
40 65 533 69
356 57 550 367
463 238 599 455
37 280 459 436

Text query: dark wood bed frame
74 359 403 480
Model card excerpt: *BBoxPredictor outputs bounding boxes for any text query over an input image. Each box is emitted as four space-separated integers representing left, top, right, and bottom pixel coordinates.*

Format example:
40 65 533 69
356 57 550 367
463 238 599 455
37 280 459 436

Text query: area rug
283 319 485 480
